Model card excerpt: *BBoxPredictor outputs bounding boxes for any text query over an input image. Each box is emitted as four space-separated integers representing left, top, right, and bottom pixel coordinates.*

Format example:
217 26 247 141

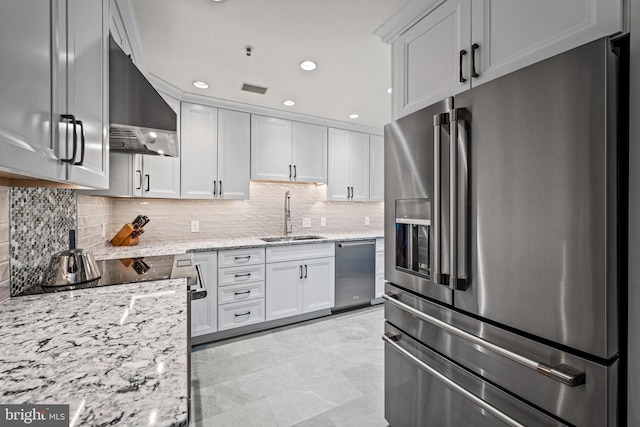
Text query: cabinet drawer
218 264 265 286
218 299 265 331
218 281 265 305
376 251 385 275
218 247 265 267
266 243 335 263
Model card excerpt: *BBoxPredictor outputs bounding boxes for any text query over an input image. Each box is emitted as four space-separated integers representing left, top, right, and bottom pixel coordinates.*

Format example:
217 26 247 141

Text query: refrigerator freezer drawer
384 323 567 427
384 282 618 427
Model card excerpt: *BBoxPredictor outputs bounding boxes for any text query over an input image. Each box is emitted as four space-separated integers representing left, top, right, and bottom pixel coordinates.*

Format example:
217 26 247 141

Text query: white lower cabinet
191 251 218 337
218 299 265 331
265 243 335 321
217 248 266 331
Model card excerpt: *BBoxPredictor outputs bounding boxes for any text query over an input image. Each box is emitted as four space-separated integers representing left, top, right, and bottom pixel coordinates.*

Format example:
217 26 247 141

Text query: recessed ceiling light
300 60 317 71
387 87 392 94
283 100 296 106
349 113 360 119
192 81 209 89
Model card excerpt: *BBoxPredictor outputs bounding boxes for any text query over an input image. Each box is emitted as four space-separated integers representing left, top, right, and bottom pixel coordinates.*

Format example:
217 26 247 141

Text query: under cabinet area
381 0 624 119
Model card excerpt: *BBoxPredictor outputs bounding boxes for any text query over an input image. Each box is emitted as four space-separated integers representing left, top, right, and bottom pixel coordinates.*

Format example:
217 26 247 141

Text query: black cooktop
18 254 195 296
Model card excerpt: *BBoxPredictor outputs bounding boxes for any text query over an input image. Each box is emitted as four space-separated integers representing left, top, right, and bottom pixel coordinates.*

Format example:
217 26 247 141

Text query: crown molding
374 0 445 43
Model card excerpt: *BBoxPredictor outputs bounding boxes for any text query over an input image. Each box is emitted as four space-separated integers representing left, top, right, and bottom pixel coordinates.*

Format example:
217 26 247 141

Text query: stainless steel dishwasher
334 240 376 311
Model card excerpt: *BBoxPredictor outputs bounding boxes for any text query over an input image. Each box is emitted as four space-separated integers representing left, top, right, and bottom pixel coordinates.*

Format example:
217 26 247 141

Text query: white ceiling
132 0 408 130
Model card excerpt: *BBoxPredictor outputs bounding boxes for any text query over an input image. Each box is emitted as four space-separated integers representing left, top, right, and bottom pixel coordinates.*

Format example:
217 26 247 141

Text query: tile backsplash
9 187 77 296
3 182 382 297
0 186 8 301
108 182 383 243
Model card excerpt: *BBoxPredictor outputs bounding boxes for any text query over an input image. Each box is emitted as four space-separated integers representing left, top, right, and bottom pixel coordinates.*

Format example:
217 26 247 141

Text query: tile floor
190 305 386 427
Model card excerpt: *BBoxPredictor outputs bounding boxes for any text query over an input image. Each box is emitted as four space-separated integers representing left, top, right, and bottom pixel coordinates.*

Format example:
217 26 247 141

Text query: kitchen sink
260 235 327 243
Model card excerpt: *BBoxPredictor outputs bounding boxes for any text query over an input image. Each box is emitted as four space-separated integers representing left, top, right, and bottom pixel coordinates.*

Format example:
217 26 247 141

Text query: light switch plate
191 220 200 233
320 217 326 227
302 218 311 228
365 217 370 226
100 223 106 238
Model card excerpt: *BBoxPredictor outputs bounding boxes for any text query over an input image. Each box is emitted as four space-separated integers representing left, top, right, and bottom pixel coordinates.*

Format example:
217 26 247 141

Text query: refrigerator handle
383 294 586 387
433 113 448 286
448 108 468 291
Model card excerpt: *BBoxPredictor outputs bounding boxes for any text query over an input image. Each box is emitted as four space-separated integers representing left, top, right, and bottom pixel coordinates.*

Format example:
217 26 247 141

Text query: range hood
109 36 178 157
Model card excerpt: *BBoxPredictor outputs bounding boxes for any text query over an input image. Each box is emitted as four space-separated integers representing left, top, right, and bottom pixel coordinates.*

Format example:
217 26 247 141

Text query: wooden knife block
110 223 140 246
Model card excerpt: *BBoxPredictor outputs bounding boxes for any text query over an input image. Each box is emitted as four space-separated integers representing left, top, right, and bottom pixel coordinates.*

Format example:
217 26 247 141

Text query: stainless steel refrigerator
383 36 627 427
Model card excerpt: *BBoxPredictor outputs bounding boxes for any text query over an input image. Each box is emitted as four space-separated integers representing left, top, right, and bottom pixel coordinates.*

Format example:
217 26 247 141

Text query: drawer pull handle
234 256 251 262
234 311 251 317
234 290 251 296
383 294 586 387
235 273 251 278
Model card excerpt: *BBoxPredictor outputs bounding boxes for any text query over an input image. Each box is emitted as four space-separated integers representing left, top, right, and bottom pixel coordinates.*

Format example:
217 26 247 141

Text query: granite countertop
93 231 384 260
0 279 188 427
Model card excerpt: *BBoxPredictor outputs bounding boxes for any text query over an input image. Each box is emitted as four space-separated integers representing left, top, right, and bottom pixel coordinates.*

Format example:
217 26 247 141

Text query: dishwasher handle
337 241 375 248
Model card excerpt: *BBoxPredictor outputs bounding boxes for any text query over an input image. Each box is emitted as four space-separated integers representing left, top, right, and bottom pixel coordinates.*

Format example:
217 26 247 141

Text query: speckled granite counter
93 231 384 260
0 279 188 427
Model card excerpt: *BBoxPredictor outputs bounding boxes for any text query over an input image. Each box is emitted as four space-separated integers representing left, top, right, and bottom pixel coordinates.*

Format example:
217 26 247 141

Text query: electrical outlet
100 223 106 238
320 217 326 227
191 220 200 233
302 218 311 228
365 217 370 226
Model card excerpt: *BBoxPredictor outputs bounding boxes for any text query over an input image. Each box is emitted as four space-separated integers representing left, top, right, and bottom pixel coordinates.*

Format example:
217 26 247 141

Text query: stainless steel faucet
284 191 293 236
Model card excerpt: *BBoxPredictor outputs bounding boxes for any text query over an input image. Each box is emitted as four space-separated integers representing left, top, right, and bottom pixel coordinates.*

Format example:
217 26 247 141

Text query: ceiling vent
241 83 268 95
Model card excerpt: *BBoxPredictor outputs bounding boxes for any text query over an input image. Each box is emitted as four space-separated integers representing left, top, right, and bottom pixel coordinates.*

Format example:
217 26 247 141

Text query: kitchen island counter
93 231 384 260
0 279 188 427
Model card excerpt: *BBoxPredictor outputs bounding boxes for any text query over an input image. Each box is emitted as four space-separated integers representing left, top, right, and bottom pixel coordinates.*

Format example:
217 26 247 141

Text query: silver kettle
42 230 102 287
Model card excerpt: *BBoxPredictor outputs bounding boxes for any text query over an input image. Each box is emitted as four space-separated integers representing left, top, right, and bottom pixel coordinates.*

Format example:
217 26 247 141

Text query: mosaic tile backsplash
9 188 77 296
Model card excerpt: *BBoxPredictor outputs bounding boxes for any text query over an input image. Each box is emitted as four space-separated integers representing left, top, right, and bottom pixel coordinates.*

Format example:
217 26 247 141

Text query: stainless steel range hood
109 36 178 157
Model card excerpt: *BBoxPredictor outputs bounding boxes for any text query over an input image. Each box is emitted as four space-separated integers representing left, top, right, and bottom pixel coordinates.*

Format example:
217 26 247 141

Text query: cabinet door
265 260 303 321
350 132 370 201
327 128 352 201
191 252 218 337
471 0 623 87
393 0 471 119
143 155 181 198
302 257 335 313
66 0 109 188
218 109 250 199
180 102 218 199
0 0 65 182
292 122 327 183
251 115 293 181
369 134 384 201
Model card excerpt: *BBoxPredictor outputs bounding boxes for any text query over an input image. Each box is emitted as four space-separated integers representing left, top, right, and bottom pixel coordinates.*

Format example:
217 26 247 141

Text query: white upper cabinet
251 115 293 182
251 115 328 184
369 134 384 201
292 122 328 183
381 0 624 119
327 128 370 201
64 0 109 188
181 103 250 199
392 0 470 118
0 0 108 187
216 109 251 199
180 103 218 198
